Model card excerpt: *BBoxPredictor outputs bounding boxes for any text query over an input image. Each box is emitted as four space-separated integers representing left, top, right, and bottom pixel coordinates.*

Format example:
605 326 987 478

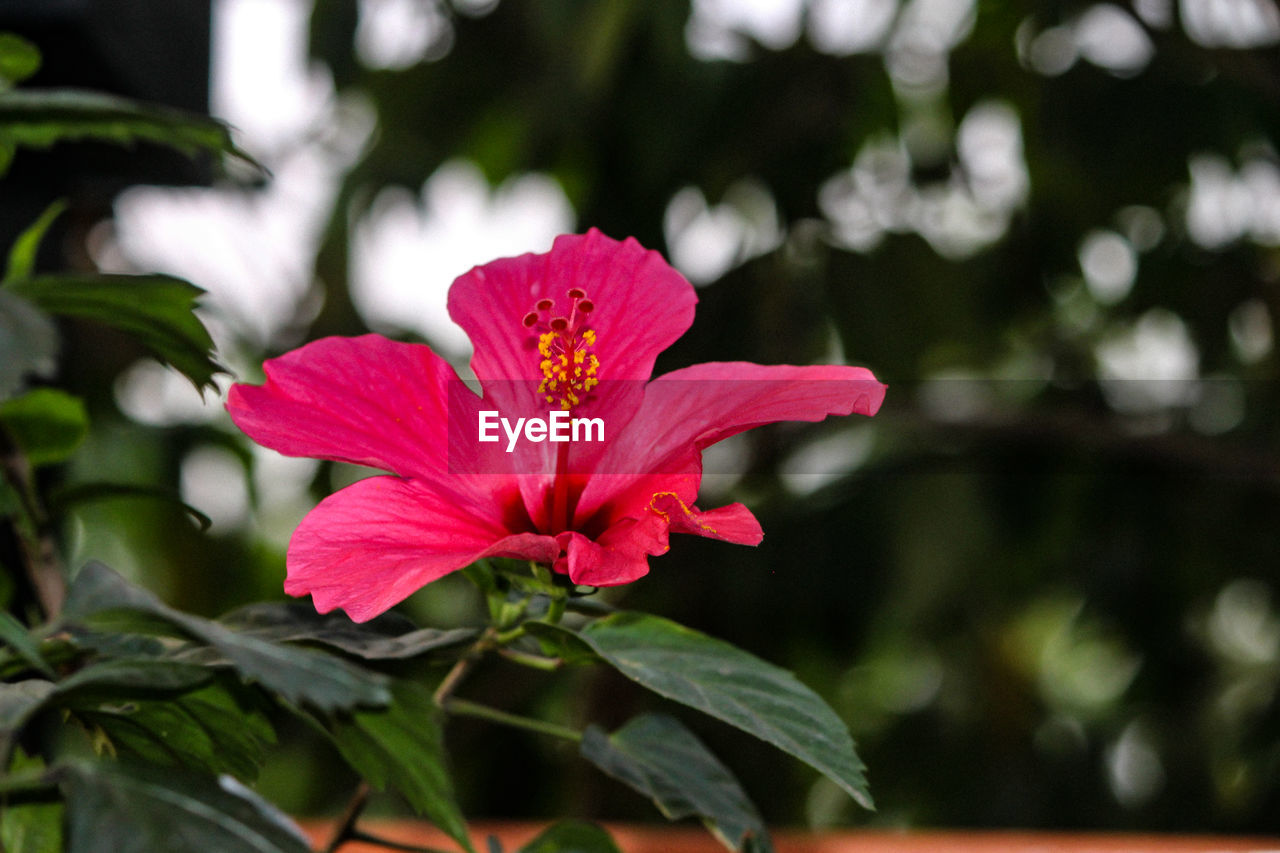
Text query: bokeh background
6 0 1280 836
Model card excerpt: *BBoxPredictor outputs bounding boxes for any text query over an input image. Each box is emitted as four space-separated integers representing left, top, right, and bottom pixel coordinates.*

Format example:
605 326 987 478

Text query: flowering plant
0 41 883 847
223 229 884 851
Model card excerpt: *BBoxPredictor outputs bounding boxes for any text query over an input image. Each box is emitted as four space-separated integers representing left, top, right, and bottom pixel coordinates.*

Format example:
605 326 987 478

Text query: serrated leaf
58 761 311 853
62 562 390 714
0 35 41 90
0 388 87 467
0 681 55 748
578 612 872 810
0 612 53 677
76 681 274 780
320 681 473 852
580 714 771 853
517 821 621 853
50 482 212 532
219 601 477 660
0 290 57 400
3 200 65 284
7 274 222 393
0 89 258 171
3 660 208 759
54 657 211 696
521 622 599 666
0 748 63 853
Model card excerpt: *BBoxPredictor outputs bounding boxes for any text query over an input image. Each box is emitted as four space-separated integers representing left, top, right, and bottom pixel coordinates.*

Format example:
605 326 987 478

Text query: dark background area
6 0 1280 836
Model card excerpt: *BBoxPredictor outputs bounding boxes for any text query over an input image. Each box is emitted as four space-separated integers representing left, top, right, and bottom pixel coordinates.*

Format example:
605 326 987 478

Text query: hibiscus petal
447 229 696 408
576 362 886 518
286 475 560 622
553 517 665 587
649 492 763 545
226 335 460 481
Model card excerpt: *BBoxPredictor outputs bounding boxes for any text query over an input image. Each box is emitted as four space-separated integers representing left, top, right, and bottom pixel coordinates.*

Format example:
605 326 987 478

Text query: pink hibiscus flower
227 230 885 621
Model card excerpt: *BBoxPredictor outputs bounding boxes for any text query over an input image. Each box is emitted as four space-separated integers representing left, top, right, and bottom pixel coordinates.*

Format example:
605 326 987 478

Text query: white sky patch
181 445 251 533
822 101 1028 259
806 0 899 55
686 0 805 59
956 100 1029 211
356 0 453 69
779 425 876 496
1078 229 1137 304
1183 152 1280 250
1096 309 1200 413
109 142 355 348
350 159 575 359
114 360 226 427
211 0 334 158
1228 298 1274 364
1075 4 1154 75
663 179 782 285
105 0 375 353
1180 0 1280 47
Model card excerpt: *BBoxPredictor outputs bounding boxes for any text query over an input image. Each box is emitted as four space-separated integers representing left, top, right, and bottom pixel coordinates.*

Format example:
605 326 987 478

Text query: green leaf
63 562 390 714
0 612 54 677
580 714 771 853
578 612 872 809
0 388 87 467
521 621 599 666
0 681 55 749
0 89 259 171
58 761 311 853
320 681 473 853
54 657 211 696
8 274 222 393
0 34 41 90
50 482 212 532
0 748 63 853
0 290 57 400
219 601 478 660
3 200 65 284
76 681 274 780
3 660 208 760
517 821 621 853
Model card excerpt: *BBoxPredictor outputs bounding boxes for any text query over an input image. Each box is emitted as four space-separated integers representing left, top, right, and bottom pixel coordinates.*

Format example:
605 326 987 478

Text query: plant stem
349 829 459 853
433 628 495 706
442 697 583 743
322 781 370 853
497 646 562 671
0 429 64 620
326 628 499 853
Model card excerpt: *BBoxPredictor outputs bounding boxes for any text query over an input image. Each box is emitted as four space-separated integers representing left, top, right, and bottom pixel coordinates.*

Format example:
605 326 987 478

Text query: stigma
523 288 600 410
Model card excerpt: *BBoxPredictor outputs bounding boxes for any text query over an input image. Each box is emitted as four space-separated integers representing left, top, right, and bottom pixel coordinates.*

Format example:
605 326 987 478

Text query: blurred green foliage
12 0 1280 837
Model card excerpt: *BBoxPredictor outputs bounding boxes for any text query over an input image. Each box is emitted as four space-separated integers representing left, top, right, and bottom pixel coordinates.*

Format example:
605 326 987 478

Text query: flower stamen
524 289 601 411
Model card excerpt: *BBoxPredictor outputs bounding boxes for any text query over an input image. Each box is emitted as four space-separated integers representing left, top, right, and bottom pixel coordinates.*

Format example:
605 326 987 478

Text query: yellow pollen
536 327 600 410
649 491 718 534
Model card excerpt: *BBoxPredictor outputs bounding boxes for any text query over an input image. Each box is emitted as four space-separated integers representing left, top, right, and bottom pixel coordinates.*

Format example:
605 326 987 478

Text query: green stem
1 428 64 620
497 646 563 671
443 698 583 743
433 628 495 707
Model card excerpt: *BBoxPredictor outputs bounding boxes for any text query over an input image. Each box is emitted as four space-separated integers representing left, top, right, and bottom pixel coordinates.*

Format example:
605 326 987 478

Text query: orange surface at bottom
301 820 1280 853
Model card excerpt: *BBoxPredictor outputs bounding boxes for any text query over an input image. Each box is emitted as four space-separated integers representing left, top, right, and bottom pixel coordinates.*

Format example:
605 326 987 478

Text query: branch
1 428 64 619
